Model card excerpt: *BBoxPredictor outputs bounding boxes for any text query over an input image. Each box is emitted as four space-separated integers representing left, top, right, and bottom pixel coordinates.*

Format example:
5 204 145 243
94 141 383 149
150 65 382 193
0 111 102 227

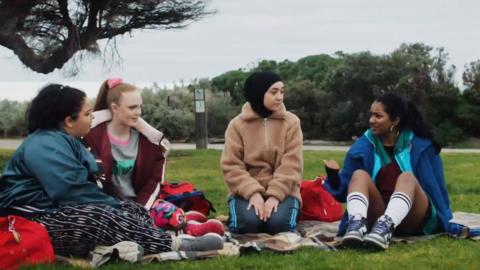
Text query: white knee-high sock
346 192 369 219
384 192 412 227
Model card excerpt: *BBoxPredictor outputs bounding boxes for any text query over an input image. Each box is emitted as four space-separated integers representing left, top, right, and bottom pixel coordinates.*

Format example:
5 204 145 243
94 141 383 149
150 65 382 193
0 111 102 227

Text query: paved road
0 139 349 151
0 139 22 150
174 143 352 152
2 139 480 153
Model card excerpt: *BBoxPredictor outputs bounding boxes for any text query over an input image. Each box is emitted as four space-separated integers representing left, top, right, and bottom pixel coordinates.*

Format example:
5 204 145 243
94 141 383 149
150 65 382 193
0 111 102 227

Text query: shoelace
371 217 393 234
348 218 366 231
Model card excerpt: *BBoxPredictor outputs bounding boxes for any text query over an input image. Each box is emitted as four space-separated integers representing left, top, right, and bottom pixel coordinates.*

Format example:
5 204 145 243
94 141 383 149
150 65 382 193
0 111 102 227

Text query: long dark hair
375 92 441 153
27 84 86 134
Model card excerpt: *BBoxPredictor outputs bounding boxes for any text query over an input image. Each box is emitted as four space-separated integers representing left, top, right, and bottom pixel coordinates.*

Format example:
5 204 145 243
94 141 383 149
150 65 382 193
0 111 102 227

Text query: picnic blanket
56 212 480 268
298 211 480 244
224 230 335 253
56 242 241 268
57 232 334 267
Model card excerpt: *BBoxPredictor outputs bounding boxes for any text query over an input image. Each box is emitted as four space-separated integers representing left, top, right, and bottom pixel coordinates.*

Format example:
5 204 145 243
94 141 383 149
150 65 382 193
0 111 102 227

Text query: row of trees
206 43 480 145
2 43 480 146
140 43 480 145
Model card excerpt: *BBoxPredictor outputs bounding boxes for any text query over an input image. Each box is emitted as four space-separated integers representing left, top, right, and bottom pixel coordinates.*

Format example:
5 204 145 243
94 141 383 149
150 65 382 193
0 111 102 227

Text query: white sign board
195 89 204 100
195 100 205 113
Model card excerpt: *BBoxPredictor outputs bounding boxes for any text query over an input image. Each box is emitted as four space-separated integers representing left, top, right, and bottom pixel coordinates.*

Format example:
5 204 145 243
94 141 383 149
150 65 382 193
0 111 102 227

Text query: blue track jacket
324 134 463 236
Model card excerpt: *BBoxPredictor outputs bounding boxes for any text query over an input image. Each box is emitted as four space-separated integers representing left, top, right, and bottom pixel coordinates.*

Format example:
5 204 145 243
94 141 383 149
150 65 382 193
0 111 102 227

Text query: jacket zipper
263 118 268 148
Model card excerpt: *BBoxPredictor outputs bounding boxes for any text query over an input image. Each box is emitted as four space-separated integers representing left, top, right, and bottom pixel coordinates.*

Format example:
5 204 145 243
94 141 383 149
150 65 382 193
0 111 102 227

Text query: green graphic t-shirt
110 129 139 201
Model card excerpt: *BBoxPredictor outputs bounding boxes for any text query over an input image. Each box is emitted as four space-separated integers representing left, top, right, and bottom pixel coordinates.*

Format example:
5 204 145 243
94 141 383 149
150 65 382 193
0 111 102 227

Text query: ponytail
404 100 441 153
93 80 110 111
93 79 137 112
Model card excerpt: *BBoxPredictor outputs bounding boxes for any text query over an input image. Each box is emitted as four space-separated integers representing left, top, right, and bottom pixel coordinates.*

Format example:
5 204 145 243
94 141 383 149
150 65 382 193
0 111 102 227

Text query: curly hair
27 84 86 134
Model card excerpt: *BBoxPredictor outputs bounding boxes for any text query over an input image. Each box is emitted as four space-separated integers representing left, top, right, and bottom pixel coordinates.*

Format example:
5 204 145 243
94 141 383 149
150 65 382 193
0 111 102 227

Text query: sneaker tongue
380 215 393 225
351 214 363 221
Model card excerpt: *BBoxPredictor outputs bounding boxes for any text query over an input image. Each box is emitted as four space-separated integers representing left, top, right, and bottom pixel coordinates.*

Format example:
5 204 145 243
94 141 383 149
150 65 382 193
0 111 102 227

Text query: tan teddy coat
221 102 303 203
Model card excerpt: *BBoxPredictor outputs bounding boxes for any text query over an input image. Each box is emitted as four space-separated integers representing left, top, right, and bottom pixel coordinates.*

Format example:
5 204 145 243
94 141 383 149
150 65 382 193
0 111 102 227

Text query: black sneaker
364 215 395 250
178 233 224 251
341 215 368 248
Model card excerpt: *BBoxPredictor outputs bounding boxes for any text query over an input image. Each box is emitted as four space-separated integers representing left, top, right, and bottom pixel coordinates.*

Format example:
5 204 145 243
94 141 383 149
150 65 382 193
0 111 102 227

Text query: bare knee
350 169 371 184
348 169 372 193
397 172 417 186
394 172 419 196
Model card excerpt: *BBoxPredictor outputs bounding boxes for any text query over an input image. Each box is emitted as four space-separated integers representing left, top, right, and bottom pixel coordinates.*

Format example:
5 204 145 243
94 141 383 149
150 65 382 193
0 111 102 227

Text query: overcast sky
1 0 479 101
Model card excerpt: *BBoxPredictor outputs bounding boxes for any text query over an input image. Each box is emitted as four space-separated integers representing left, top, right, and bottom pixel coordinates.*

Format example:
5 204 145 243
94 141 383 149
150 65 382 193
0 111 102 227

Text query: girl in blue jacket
324 92 461 250
0 84 222 257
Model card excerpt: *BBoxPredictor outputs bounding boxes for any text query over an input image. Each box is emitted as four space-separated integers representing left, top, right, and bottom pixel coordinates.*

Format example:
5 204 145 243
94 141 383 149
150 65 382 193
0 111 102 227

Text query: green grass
1 149 479 269
0 149 14 170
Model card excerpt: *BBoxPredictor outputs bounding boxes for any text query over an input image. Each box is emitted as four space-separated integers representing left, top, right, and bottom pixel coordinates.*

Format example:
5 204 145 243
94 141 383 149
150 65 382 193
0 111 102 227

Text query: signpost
194 89 207 149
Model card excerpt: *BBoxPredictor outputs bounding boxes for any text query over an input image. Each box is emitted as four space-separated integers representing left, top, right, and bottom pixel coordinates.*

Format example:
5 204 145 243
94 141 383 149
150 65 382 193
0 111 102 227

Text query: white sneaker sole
364 234 389 250
178 232 224 251
341 233 364 248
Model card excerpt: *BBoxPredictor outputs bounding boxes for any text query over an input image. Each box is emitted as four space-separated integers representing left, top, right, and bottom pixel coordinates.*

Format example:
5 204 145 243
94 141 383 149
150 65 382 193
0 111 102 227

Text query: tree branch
0 0 212 73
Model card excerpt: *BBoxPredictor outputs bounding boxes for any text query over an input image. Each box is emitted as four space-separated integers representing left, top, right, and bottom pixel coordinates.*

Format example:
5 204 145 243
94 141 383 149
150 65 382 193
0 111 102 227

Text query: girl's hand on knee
263 197 279 221
247 193 265 219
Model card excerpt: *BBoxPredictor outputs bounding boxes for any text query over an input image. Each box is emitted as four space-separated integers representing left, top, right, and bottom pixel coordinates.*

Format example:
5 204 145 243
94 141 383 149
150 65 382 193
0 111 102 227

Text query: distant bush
0 100 29 138
141 87 195 140
206 92 240 138
141 87 239 141
434 121 464 147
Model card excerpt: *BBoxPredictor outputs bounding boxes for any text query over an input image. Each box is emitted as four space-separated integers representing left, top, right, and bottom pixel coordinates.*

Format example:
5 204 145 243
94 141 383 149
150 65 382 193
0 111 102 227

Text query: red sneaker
184 211 208 223
185 219 225 237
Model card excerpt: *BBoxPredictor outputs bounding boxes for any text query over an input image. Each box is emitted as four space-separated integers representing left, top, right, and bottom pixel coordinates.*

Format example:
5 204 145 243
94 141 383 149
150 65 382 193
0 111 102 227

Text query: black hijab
243 71 282 118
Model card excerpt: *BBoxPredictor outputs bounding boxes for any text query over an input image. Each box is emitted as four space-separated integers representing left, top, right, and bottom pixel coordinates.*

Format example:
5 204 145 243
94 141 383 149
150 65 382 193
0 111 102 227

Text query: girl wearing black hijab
221 71 304 234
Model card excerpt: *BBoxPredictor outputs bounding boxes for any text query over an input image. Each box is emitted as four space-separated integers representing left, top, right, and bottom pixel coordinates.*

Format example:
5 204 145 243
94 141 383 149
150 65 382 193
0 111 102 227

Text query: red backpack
0 215 55 270
159 181 216 216
299 176 343 222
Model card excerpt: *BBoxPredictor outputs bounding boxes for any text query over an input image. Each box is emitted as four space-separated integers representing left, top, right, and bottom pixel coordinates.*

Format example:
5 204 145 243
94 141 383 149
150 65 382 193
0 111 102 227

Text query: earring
390 125 394 133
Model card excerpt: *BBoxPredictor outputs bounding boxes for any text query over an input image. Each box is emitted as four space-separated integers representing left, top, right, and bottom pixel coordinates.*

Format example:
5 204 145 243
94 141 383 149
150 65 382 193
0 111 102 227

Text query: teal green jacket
0 129 118 213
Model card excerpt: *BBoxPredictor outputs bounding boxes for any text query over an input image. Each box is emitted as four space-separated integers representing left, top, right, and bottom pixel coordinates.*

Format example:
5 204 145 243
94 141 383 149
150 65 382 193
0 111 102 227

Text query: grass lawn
1 149 479 269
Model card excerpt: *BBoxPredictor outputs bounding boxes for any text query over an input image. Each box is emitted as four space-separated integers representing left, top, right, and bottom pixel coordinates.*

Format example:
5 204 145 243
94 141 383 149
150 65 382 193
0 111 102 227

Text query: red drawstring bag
299 176 343 222
0 215 55 270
